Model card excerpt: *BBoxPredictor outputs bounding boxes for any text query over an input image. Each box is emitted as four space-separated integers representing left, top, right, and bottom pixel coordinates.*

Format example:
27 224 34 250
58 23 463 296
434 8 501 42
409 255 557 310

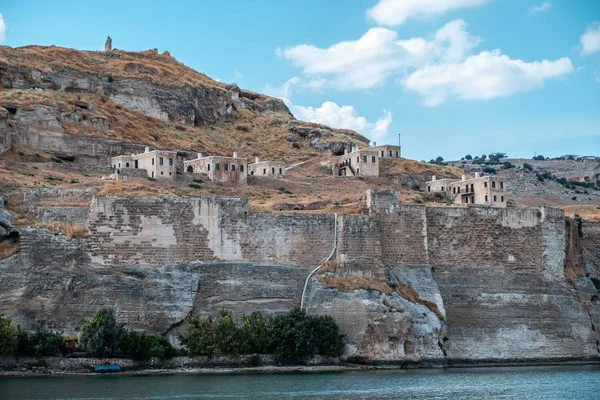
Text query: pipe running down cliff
300 213 338 311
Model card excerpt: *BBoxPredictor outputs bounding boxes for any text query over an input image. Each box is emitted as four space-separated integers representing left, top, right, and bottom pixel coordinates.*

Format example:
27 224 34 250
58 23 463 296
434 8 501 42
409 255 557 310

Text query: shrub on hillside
523 163 533 171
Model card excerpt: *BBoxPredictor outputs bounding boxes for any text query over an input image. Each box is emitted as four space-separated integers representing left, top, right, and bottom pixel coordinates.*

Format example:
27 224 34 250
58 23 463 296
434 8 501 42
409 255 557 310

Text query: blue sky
1 0 599 161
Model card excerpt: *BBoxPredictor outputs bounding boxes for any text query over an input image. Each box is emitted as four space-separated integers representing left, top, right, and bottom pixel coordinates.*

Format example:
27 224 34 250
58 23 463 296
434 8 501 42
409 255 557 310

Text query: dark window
118 163 121 168
458 187 461 194
215 163 219 170
356 156 359 163
231 164 236 172
224 164 228 171
362 155 367 162
381 151 384 156
169 158 173 166
161 171 163 175
151 171 154 178
126 162 129 167
501 196 504 202
169 172 171 175
492 181 496 189
113 164 116 168
263 168 266 175
279 168 282 174
134 160 138 169
471 184 474 192
441 187 444 191
208 164 210 171
241 165 244 172
389 150 392 156
159 157 164 165
396 151 399 157
484 181 488 188
453 187 456 194
272 167 275 174
187 166 193 173
465 185 468 192
500 182 504 189
251 171 254 175
428 186 431 192
152 158 155 165
372 156 376 163
485 195 488 202
494 195 497 202
356 168 359 174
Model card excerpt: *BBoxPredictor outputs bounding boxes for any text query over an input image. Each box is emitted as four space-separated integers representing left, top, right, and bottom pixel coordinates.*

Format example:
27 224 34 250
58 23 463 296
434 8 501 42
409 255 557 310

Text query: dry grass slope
0 241 20 259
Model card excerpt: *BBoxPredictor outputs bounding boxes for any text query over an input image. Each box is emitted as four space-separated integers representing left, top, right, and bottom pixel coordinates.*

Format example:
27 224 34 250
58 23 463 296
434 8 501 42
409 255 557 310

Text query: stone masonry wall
336 215 382 264
87 196 335 268
425 206 558 270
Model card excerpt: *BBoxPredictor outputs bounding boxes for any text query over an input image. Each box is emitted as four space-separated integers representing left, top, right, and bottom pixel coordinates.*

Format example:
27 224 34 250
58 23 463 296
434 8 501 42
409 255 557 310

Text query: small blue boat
93 364 121 373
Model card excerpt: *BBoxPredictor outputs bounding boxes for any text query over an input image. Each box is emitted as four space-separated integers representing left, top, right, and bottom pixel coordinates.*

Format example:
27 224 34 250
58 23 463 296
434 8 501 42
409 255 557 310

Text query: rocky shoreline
1 356 599 377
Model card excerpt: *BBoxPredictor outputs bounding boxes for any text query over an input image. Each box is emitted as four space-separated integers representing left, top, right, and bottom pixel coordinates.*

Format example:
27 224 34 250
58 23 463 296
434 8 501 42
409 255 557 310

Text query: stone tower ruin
104 36 112 52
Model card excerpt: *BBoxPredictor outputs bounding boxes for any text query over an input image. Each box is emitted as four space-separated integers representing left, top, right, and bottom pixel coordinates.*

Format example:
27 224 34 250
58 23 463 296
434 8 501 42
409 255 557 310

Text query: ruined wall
336 215 382 264
378 205 429 267
425 206 561 270
87 196 335 268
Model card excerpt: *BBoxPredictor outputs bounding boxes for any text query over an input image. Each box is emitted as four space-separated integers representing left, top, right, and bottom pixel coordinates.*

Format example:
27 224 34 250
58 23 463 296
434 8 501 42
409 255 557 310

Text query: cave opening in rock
4 106 18 115
56 155 75 162
592 295 599 305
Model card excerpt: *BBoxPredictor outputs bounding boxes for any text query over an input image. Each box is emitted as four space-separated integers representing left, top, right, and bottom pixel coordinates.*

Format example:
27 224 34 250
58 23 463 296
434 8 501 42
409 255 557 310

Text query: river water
1 365 599 400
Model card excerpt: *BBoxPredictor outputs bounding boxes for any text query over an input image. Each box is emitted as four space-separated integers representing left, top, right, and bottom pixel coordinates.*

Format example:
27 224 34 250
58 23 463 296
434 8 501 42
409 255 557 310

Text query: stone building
248 157 286 177
370 142 401 159
104 36 112 52
111 147 177 179
426 173 508 207
337 146 380 177
184 152 247 185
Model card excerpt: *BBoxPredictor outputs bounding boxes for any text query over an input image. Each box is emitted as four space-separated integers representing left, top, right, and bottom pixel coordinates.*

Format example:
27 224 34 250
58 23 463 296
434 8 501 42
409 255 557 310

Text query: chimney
462 175 466 181
145 147 150 153
475 172 481 178
255 157 260 164
233 152 238 158
197 153 203 159
431 175 436 181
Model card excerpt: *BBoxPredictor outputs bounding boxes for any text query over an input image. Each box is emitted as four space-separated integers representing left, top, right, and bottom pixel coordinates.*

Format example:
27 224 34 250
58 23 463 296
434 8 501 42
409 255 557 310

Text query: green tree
310 315 344 357
464 154 473 160
270 308 315 363
240 311 272 354
435 156 444 163
29 326 65 357
119 330 175 361
178 315 215 357
213 309 243 355
0 316 19 356
79 308 123 356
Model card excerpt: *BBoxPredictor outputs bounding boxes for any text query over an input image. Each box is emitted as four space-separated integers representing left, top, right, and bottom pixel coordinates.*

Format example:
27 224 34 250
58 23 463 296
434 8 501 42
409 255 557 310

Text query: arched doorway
187 166 194 173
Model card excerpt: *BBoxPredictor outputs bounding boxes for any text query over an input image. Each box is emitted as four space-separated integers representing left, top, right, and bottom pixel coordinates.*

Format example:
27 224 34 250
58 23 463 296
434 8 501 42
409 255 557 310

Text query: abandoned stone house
111 147 177 179
337 146 380 177
247 157 286 177
370 142 401 159
184 152 248 185
426 173 508 207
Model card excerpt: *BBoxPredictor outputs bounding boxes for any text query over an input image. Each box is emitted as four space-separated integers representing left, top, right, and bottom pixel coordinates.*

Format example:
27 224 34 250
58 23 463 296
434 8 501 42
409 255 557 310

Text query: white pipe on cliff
300 213 338 311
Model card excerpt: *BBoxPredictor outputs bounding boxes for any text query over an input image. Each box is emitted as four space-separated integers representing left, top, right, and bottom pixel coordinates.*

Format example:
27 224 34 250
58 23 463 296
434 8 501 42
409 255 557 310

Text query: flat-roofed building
184 152 247 185
248 157 286 177
426 173 508 207
111 147 177 179
370 142 401 159
337 145 379 177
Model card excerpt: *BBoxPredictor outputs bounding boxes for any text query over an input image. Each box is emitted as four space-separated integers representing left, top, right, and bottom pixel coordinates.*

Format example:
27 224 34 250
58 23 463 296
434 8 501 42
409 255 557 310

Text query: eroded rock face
0 64 291 126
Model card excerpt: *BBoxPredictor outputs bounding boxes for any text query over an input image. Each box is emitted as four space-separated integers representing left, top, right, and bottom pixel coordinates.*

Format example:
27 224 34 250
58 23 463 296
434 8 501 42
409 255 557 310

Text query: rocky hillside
0 45 368 164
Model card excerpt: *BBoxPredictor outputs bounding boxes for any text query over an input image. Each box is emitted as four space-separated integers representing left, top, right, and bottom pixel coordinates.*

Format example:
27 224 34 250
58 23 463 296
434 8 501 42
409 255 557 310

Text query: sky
1 0 599 161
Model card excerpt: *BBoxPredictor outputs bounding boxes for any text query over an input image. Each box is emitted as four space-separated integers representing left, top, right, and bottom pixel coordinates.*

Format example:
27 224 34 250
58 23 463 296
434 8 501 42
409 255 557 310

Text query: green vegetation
147 176 156 181
292 142 301 149
236 125 250 132
188 183 202 189
175 125 187 131
179 308 344 364
277 187 293 195
482 167 496 174
79 308 122 356
119 330 175 361
523 163 533 171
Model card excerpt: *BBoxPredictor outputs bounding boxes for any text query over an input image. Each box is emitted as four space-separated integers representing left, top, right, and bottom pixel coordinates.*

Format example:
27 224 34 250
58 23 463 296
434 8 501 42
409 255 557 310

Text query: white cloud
0 13 5 43
401 50 573 106
289 100 392 142
233 70 244 80
529 2 551 13
278 19 480 91
580 22 600 55
264 77 300 99
366 0 491 26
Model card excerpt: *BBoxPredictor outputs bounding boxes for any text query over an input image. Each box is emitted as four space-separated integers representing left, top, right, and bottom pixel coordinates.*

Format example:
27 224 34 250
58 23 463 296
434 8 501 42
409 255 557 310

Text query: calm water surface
1 365 599 400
